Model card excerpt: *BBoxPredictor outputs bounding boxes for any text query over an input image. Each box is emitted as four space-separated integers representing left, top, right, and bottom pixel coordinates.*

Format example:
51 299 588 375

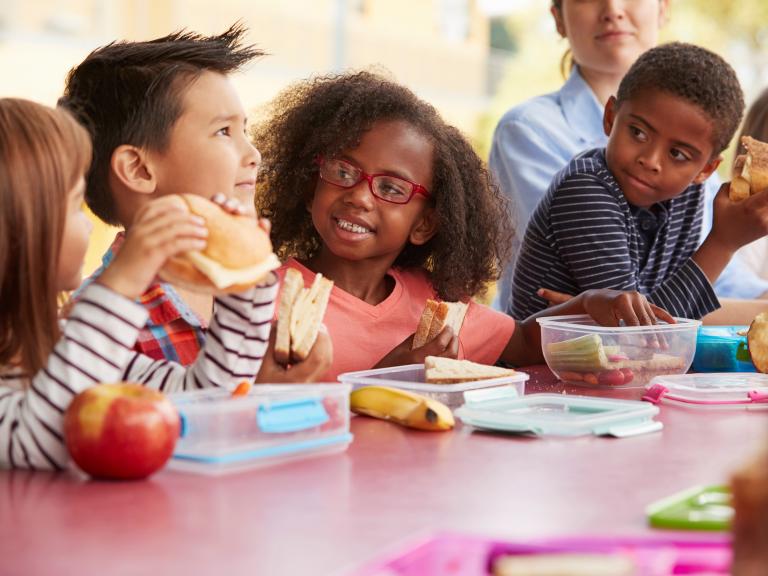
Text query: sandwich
493 552 636 576
275 268 333 363
747 312 768 373
159 194 281 294
424 356 517 384
730 136 768 201
412 299 468 349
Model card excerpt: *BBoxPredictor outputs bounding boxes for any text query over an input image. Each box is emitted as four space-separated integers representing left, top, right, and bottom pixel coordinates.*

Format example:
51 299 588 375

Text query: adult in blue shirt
489 0 768 313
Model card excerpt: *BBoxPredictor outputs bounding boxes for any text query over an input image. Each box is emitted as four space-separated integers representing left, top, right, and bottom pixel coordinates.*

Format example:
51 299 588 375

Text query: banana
350 386 454 431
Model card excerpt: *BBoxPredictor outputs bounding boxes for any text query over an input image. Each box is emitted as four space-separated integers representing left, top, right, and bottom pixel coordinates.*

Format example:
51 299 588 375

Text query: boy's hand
711 183 768 252
373 326 459 369
581 289 674 327
98 196 208 299
255 323 333 383
537 287 573 307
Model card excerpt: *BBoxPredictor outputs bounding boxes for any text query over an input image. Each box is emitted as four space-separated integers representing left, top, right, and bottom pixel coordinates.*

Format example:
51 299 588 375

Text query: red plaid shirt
78 232 206 366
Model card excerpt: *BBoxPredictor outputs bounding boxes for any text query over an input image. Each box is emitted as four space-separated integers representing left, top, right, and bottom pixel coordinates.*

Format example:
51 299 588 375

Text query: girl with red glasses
253 71 671 380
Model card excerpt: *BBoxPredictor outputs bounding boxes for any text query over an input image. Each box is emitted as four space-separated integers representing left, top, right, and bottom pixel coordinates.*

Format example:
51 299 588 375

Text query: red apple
64 383 180 480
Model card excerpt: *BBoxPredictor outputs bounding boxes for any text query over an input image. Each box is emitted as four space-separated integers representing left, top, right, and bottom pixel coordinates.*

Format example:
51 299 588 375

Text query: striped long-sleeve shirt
0 277 277 471
510 148 719 320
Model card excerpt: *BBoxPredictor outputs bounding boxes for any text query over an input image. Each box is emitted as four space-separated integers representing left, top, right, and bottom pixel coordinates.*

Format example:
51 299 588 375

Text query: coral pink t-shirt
275 259 516 381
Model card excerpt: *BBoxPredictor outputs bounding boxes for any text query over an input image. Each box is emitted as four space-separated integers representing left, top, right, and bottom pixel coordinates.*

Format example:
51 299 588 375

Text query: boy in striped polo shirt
511 42 768 321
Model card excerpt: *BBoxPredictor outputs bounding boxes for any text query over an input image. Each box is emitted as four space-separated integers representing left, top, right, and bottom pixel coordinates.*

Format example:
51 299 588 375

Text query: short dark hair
616 42 744 155
58 23 264 224
252 71 513 301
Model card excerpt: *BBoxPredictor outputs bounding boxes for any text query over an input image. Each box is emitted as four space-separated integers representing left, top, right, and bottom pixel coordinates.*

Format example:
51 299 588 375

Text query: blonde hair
0 99 92 375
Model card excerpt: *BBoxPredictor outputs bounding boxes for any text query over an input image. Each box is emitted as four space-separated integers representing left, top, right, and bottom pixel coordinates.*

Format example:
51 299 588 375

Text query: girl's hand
98 196 208 299
581 289 675 327
373 326 459 369
255 323 333 383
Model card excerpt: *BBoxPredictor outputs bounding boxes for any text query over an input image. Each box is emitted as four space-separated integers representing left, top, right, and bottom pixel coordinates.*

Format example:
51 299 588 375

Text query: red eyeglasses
316 156 430 205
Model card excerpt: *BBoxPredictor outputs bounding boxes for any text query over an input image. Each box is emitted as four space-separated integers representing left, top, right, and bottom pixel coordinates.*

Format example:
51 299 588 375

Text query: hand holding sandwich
99 194 275 299
373 324 459 370
256 322 333 383
693 182 768 284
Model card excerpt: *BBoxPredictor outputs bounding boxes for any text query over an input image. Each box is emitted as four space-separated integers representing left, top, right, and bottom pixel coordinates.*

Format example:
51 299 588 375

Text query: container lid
338 363 528 393
697 325 749 343
536 314 700 333
455 390 662 437
643 373 768 408
647 485 732 531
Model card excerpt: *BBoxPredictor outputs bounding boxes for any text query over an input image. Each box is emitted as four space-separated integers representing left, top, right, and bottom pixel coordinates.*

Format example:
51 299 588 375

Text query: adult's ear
110 145 156 195
550 4 566 38
658 0 671 28
603 96 618 137
692 154 723 185
409 206 438 246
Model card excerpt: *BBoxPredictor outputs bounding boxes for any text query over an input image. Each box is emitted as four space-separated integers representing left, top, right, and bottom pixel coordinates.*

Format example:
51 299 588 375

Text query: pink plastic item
350 532 731 576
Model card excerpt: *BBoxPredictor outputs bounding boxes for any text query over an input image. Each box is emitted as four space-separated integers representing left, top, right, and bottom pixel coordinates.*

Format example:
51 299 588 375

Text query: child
734 87 768 279
511 42 768 321
58 25 329 373
253 71 671 380
0 98 293 470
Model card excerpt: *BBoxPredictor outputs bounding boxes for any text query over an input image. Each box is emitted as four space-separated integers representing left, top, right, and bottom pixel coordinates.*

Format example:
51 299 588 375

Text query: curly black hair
616 42 744 154
252 71 513 301
59 23 264 225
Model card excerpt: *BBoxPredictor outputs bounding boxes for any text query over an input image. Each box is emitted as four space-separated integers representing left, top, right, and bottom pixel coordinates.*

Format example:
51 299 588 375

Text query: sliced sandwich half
730 136 768 201
412 299 469 349
275 268 333 363
424 356 517 384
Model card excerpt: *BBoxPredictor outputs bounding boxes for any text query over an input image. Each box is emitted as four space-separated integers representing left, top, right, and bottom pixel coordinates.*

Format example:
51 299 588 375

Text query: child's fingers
613 295 641 327
537 287 573 306
650 304 675 324
211 193 249 215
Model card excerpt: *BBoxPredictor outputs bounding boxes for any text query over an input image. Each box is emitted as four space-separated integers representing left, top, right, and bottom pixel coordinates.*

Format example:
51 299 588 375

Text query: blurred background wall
1 0 766 274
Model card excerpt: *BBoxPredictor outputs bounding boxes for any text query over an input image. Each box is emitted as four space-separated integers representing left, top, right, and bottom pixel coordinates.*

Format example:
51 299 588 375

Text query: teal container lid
456 390 662 437
647 485 732 531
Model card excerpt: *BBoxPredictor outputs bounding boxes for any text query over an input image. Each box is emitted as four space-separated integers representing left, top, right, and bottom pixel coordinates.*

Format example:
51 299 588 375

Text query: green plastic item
646 485 732 531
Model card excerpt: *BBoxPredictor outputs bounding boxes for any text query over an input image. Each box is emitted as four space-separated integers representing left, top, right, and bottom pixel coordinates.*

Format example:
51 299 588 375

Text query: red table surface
1 366 765 576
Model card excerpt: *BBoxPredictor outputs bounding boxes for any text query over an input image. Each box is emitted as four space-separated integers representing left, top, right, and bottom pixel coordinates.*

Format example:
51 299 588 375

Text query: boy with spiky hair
58 25 330 380
512 42 768 321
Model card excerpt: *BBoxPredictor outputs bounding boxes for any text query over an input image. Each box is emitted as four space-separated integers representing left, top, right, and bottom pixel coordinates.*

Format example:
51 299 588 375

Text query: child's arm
373 326 460 369
500 289 674 367
534 175 719 319
693 183 768 286
121 274 278 392
0 283 151 470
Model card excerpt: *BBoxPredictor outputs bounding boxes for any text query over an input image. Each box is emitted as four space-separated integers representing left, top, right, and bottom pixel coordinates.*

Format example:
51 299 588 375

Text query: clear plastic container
167 384 352 475
537 314 700 388
456 392 662 437
644 373 768 409
692 326 755 372
338 364 527 408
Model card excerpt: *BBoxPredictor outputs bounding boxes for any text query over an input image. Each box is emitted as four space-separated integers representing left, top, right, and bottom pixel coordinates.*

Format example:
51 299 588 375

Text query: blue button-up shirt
489 66 768 312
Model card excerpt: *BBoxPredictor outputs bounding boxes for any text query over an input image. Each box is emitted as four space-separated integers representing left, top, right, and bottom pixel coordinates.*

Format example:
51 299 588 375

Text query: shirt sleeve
0 282 149 471
701 173 768 298
550 175 719 319
122 273 278 392
489 117 573 312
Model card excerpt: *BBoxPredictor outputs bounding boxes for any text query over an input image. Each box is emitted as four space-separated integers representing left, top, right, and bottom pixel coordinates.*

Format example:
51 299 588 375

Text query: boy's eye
670 148 691 162
629 125 647 142
216 126 231 136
